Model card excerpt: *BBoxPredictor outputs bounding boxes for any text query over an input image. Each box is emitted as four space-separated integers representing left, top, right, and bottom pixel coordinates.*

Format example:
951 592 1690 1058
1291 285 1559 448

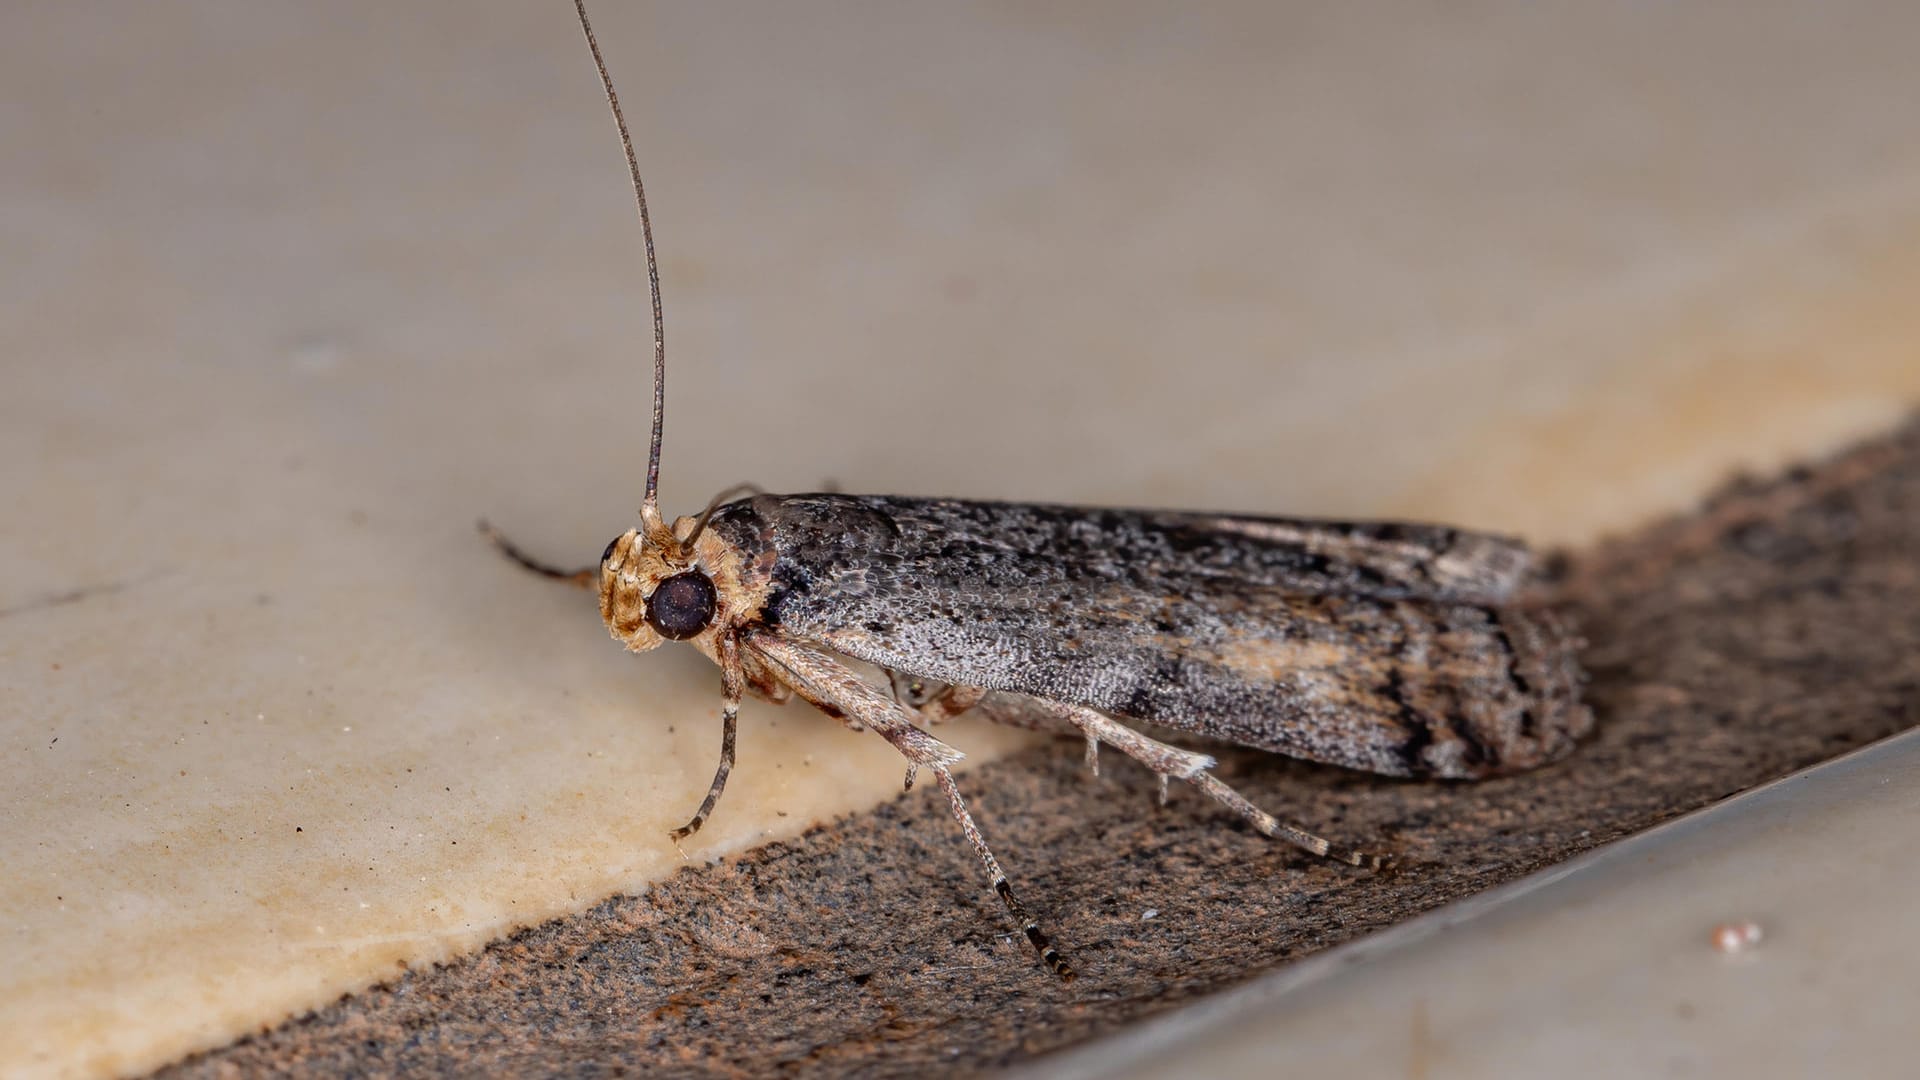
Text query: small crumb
1711 920 1763 953
295 826 303 833
1142 909 1159 921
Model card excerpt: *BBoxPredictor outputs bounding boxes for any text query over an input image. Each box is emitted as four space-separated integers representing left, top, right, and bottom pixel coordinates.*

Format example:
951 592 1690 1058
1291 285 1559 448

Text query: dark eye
646 571 717 640
601 536 620 564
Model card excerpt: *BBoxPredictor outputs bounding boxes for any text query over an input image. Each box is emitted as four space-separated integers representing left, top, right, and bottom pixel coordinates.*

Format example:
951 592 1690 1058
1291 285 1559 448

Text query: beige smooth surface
5 3 1920 1078
1059 728 1920 1080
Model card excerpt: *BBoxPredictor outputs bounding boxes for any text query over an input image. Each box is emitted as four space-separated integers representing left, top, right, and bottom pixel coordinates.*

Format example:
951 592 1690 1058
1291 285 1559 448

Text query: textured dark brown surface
163 421 1920 1079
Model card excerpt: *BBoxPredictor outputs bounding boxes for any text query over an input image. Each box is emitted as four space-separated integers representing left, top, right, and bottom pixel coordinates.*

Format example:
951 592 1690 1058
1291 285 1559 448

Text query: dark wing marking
713 494 1591 779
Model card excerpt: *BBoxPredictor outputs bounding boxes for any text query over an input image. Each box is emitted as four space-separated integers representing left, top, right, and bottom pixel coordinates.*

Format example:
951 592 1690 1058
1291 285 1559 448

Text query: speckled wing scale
485 1 1594 983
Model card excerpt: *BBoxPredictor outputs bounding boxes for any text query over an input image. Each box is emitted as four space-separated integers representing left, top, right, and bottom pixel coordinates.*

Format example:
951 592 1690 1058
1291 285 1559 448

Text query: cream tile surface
5 3 1920 1077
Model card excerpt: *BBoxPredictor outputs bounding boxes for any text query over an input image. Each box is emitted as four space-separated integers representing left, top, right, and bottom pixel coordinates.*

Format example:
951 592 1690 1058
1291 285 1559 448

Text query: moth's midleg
932 767 1073 981
1032 700 1386 870
747 635 1073 979
477 521 598 588
670 635 744 842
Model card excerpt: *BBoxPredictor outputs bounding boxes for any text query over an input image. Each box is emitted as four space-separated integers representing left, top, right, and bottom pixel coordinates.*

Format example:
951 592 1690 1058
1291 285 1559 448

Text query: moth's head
597 506 764 655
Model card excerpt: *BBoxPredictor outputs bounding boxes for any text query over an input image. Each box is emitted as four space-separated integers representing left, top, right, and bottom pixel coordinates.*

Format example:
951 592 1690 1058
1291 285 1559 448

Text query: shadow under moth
485 1 1594 981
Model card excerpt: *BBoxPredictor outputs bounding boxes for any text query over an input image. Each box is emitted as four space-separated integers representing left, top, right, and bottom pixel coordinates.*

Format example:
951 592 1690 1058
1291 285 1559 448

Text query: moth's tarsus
996 878 1075 983
1344 849 1390 872
1182 771 1390 869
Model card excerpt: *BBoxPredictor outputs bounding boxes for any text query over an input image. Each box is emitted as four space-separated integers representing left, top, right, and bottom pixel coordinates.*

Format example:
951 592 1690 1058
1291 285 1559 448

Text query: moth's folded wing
717 493 1588 779
802 575 1591 779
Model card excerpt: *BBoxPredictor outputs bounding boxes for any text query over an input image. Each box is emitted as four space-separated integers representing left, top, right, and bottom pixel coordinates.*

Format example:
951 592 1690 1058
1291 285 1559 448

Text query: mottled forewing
716 494 1591 778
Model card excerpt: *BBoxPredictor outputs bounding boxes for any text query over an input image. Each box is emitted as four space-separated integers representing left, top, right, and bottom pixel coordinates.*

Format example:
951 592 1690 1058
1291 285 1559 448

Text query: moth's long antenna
574 0 666 516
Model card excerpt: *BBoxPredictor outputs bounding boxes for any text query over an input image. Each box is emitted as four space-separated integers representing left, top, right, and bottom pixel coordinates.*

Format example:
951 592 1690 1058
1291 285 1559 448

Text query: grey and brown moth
486 1 1594 981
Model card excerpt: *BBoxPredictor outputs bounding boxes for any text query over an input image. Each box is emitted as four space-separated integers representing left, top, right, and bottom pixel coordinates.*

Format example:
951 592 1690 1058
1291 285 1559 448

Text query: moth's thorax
597 512 773 658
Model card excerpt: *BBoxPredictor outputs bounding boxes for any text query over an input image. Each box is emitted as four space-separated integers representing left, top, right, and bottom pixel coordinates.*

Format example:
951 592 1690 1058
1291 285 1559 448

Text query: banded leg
671 635 744 842
1032 700 1385 870
749 633 1074 979
477 520 597 589
933 766 1072 980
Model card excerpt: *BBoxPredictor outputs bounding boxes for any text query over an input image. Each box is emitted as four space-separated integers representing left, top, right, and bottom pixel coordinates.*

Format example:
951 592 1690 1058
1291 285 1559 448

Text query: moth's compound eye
601 536 620 564
645 570 717 640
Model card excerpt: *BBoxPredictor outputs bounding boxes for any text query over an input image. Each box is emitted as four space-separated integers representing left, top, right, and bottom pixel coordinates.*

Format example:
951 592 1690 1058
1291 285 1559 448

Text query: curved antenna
574 0 667 516
682 482 765 549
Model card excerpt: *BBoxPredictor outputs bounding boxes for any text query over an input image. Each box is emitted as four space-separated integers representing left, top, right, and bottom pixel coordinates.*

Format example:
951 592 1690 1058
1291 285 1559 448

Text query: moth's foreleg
476 520 597 589
670 635 744 843
747 634 1074 980
1038 702 1386 870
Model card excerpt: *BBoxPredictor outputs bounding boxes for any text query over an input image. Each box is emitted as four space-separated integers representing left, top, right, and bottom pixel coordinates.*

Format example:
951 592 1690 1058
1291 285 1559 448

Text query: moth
486 1 1594 981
